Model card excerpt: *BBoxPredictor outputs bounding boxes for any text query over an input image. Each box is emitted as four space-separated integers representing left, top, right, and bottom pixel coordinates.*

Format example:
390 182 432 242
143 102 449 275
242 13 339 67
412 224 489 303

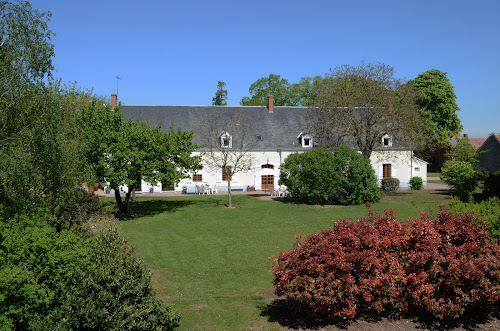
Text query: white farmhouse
118 95 427 193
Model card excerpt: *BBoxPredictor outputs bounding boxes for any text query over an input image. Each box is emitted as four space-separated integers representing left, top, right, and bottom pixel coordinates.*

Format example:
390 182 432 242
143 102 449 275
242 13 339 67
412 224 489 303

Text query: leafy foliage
307 62 424 158
409 176 423 190
413 69 462 138
212 81 228 105
449 135 480 166
0 0 90 216
0 210 179 329
415 132 453 172
381 177 400 192
79 102 201 212
483 170 500 197
441 161 478 199
240 74 323 107
279 147 380 205
413 70 462 169
0 0 54 92
240 74 295 106
449 196 500 240
272 208 500 320
56 188 103 229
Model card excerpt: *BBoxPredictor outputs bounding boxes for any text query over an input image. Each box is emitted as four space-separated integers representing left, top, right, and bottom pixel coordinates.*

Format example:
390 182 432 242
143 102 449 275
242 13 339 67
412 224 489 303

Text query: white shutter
202 167 208 183
232 166 238 183
378 164 383 180
392 163 397 177
216 167 222 183
187 172 192 184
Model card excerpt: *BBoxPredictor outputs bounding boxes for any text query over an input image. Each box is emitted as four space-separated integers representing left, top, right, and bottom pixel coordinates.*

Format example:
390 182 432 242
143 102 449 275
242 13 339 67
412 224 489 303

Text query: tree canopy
307 62 424 159
240 74 295 106
0 1 86 214
212 81 228 105
240 74 323 107
413 69 462 138
79 102 201 213
0 0 54 97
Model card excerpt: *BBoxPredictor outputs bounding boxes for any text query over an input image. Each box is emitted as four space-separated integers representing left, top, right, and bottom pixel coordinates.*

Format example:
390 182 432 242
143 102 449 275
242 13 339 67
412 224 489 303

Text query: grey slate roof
121 105 313 151
120 105 410 151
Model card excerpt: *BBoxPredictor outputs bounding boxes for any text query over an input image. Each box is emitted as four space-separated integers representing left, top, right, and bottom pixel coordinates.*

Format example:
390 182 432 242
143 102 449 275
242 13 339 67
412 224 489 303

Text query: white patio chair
279 185 288 197
202 184 211 195
211 185 218 194
195 184 201 195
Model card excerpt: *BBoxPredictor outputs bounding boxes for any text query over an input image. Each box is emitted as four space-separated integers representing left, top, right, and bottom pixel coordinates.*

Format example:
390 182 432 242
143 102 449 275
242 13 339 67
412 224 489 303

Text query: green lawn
427 172 441 178
105 190 451 330
427 179 445 183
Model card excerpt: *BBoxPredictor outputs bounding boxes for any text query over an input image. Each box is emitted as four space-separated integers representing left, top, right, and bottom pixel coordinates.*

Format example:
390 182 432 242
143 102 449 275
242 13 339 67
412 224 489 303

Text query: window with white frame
297 132 313 148
220 132 232 148
381 134 392 147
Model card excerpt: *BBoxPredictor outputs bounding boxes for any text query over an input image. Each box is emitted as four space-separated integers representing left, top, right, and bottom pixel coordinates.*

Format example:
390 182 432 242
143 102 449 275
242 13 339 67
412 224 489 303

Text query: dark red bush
271 207 500 320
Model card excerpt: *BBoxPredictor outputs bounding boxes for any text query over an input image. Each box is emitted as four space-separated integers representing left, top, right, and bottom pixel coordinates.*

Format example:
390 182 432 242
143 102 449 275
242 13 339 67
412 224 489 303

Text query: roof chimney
111 94 117 110
463 133 468 138
267 95 273 113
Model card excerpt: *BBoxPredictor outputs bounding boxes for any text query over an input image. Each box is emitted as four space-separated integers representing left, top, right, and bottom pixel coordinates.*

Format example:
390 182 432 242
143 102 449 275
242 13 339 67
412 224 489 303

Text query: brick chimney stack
267 95 273 113
111 94 117 110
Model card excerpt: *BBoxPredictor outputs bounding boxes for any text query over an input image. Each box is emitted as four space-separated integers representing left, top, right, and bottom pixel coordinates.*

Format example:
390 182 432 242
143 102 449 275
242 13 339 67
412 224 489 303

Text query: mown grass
104 190 451 330
427 172 441 178
428 179 445 183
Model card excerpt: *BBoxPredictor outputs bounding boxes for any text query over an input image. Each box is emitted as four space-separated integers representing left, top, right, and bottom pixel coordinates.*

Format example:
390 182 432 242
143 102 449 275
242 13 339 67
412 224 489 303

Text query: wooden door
261 175 274 190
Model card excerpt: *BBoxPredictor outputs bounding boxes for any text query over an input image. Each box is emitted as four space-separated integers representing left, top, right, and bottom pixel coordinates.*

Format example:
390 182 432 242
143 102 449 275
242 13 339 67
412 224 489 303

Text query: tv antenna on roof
115 76 122 96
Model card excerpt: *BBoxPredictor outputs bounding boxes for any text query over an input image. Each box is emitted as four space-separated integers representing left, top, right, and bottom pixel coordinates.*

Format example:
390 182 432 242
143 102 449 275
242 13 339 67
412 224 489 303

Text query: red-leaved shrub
271 207 500 320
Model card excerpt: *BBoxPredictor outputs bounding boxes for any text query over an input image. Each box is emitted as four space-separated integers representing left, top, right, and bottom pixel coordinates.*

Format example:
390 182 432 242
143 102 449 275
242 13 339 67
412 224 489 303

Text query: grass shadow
113 199 196 221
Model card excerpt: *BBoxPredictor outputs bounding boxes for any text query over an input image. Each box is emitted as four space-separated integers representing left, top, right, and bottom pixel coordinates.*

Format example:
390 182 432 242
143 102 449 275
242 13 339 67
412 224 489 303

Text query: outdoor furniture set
195 184 218 195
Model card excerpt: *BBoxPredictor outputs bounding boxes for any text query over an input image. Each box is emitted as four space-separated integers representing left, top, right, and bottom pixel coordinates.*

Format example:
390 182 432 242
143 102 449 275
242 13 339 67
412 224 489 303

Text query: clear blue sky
30 0 499 138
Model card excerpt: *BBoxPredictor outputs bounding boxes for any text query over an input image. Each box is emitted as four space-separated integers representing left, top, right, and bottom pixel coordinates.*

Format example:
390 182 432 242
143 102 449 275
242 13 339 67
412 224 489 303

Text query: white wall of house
370 150 427 187
168 149 427 192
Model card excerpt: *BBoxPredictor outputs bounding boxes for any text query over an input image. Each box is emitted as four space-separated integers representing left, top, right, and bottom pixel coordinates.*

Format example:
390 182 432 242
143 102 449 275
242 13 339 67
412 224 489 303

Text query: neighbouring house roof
468 138 487 151
120 105 413 152
476 133 500 152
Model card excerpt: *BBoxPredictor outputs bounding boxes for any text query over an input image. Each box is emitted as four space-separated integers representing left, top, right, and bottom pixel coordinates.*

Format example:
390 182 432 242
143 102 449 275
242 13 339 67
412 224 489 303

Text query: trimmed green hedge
381 177 400 192
279 146 380 205
409 176 423 190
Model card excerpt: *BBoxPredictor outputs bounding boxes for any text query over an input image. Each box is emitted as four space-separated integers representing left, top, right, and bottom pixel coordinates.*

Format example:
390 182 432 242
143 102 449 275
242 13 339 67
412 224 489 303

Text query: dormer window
297 132 313 148
220 131 232 148
303 137 312 147
381 134 392 147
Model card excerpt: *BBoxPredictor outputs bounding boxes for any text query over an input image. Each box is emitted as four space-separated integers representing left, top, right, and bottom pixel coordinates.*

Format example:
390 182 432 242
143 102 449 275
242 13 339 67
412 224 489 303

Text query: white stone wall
370 150 427 187
108 149 428 194
172 149 427 192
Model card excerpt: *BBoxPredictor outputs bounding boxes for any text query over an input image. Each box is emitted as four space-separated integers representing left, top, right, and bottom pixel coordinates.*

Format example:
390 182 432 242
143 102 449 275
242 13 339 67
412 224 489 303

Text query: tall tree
79 102 201 213
0 1 87 214
413 69 462 139
0 0 54 98
307 62 424 159
212 81 228 105
240 74 296 106
290 75 324 106
413 69 462 170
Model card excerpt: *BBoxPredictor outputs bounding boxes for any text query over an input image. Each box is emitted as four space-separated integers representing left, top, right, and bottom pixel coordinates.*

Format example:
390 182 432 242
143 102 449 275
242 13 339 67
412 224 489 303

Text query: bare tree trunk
114 185 134 213
227 179 232 208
